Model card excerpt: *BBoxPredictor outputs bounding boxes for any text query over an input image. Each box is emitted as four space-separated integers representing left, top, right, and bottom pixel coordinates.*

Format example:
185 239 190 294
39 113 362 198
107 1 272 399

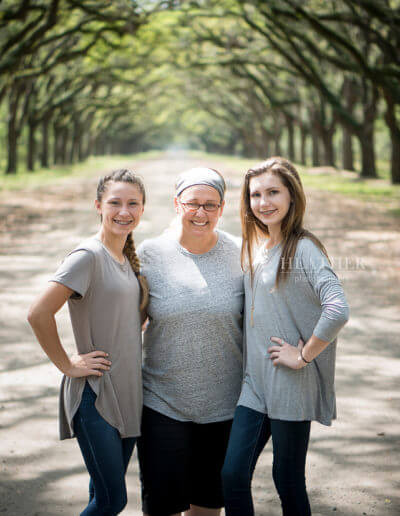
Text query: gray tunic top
238 238 349 426
51 237 142 439
138 230 244 424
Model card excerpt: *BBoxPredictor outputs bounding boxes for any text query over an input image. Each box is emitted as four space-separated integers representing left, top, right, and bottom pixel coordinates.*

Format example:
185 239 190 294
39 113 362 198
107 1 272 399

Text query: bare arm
27 282 111 377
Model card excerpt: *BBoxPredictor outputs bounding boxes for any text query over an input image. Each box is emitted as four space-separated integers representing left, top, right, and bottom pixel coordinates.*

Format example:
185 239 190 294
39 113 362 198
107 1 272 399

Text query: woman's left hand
268 337 305 370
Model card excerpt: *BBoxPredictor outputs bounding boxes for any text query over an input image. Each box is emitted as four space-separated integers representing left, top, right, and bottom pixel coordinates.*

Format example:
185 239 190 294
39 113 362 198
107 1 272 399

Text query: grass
1 150 399 216
188 151 400 208
388 208 400 217
0 152 162 192
298 170 400 201
199 152 400 208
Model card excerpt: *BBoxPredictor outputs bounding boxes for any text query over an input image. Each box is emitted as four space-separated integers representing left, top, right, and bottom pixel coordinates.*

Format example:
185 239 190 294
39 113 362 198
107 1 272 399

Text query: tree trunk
94 137 102 155
309 106 321 166
27 120 36 171
60 127 69 163
357 130 377 178
309 100 336 167
66 125 74 164
78 130 84 162
53 123 61 165
70 119 81 163
274 130 281 156
285 115 295 162
83 132 92 160
383 91 400 184
82 114 95 159
90 128 98 158
6 119 18 174
259 127 270 158
342 127 354 171
300 125 308 165
390 133 400 184
6 92 20 174
41 115 50 168
242 130 259 158
341 77 357 171
310 124 320 166
321 125 336 167
225 133 237 155
87 135 95 157
358 86 378 178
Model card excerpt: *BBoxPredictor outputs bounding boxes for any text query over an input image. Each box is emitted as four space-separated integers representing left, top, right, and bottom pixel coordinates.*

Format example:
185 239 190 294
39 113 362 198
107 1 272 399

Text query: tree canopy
1 0 399 182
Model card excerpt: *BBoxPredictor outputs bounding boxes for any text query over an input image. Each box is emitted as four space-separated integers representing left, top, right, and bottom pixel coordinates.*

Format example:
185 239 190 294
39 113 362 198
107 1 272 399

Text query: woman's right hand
65 351 111 378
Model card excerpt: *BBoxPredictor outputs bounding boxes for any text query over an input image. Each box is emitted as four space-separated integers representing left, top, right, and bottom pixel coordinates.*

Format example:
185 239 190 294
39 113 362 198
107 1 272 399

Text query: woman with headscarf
137 167 244 516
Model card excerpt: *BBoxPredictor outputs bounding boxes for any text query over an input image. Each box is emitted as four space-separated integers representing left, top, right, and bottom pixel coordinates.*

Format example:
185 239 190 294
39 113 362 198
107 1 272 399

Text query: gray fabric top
51 236 142 439
238 238 349 426
138 230 244 423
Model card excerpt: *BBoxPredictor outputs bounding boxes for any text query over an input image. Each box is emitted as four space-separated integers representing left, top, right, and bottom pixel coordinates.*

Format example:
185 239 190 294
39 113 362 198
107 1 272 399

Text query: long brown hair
97 169 149 314
240 157 328 287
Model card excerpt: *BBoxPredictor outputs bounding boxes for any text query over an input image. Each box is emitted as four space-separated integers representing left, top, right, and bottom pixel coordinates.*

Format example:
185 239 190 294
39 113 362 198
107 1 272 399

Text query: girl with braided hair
28 169 148 515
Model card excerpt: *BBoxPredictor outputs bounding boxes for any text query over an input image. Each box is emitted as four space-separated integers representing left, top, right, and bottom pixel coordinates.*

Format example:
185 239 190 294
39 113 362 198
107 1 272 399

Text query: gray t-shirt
51 236 142 439
239 238 349 426
138 230 244 423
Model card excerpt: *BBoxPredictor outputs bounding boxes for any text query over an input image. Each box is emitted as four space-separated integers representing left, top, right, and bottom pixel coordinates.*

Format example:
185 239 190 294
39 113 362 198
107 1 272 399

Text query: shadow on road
1 155 399 515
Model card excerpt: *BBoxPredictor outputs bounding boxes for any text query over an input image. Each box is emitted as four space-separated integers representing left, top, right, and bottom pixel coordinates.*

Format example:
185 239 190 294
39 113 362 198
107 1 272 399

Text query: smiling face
174 184 224 240
249 172 291 234
95 181 144 238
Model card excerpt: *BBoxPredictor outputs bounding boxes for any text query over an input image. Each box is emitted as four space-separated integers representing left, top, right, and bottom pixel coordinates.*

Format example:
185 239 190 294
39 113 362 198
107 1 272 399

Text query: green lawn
0 152 161 192
199 151 400 209
298 170 399 201
1 151 399 216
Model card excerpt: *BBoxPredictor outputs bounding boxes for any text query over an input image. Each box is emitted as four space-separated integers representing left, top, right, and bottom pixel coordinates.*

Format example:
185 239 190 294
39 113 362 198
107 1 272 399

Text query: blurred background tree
0 0 399 182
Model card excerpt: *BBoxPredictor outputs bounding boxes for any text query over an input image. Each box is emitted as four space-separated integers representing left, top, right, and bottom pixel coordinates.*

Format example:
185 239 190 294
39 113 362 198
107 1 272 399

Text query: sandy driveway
0 154 399 515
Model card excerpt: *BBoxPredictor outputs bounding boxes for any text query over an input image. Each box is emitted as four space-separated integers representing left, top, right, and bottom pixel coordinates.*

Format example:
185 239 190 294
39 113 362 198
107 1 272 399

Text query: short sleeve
51 249 95 299
137 240 154 274
137 241 146 262
299 239 349 342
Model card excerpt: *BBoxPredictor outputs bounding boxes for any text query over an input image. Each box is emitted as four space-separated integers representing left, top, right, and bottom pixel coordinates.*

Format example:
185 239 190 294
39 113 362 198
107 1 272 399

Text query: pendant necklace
250 244 280 327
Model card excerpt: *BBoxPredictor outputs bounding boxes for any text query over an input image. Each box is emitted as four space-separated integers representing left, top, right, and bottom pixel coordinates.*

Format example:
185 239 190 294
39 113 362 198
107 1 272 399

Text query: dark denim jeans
73 382 136 515
222 405 311 516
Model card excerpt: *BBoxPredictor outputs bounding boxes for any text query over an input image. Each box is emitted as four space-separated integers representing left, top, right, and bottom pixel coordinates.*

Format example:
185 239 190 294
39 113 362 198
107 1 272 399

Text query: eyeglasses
179 201 221 212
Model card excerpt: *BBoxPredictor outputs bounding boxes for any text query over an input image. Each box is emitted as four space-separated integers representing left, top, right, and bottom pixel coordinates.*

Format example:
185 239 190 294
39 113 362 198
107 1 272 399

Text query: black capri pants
137 405 232 516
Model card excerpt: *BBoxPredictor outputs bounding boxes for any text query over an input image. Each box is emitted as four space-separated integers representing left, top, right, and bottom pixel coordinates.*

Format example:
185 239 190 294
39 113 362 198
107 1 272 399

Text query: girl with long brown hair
28 169 148 515
222 157 349 515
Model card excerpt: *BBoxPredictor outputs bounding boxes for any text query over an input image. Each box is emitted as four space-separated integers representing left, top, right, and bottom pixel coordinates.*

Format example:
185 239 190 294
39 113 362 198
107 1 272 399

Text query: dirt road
1 154 399 515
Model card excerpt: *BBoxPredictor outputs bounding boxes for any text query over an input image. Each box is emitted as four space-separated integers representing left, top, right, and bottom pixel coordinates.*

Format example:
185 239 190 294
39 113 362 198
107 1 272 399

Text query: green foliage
0 0 399 183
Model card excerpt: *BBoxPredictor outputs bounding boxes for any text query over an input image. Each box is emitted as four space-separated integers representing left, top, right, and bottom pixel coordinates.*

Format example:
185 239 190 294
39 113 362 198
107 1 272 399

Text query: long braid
124 232 149 314
124 232 140 275
97 168 149 319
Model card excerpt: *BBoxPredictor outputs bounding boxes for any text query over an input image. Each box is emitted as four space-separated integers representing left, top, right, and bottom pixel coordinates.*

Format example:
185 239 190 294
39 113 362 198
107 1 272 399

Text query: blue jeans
73 382 136 515
222 405 311 516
